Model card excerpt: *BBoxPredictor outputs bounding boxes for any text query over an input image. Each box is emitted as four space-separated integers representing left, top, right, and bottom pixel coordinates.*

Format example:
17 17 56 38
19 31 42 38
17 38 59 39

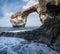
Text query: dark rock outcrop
0 0 60 52
0 30 5 36
1 14 60 51
1 15 60 51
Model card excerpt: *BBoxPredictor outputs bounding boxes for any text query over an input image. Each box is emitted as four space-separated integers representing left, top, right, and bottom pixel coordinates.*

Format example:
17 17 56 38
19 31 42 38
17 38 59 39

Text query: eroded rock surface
0 0 60 53
0 30 5 36
1 14 60 52
10 4 40 27
0 37 59 54
10 0 60 27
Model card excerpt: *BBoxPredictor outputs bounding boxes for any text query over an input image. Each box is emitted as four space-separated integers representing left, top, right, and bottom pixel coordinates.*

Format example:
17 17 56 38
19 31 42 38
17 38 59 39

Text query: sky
0 0 42 27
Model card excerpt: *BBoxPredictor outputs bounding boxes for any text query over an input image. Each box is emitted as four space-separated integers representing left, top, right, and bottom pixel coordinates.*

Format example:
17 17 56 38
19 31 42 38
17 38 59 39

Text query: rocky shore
0 37 59 54
0 30 4 36
0 15 60 52
0 0 60 53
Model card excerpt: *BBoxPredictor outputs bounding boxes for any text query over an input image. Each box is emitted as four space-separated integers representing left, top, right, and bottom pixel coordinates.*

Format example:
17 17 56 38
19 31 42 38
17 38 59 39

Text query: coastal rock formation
10 0 60 27
0 30 2 34
10 12 26 27
10 4 41 27
0 30 4 36
10 0 60 51
0 0 60 52
2 15 60 51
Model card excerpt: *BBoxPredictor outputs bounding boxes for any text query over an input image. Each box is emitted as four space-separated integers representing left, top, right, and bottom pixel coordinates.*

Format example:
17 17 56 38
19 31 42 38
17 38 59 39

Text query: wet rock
0 0 60 52
0 30 2 33
0 30 5 36
0 37 59 54
1 16 60 51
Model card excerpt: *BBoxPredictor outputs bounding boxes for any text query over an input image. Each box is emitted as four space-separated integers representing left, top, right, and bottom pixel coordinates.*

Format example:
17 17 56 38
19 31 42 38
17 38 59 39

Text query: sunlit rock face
10 4 41 27
10 16 27 27
0 30 4 36
38 0 60 23
0 30 2 34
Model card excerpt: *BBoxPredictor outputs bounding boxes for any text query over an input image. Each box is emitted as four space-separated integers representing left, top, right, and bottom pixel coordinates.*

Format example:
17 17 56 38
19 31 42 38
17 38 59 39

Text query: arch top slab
10 4 41 27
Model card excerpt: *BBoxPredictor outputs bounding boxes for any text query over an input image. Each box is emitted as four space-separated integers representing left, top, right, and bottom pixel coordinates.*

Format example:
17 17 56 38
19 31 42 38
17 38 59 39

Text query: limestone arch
10 4 41 27
11 0 60 27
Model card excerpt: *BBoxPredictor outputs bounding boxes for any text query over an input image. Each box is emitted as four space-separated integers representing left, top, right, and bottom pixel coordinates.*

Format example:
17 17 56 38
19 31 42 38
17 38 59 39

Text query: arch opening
25 12 42 28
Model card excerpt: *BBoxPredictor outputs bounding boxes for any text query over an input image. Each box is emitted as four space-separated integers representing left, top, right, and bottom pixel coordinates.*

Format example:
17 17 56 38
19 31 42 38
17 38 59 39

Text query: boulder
0 30 3 35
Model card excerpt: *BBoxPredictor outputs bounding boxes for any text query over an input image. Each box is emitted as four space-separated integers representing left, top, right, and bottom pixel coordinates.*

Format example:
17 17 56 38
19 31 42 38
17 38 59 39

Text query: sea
0 26 40 32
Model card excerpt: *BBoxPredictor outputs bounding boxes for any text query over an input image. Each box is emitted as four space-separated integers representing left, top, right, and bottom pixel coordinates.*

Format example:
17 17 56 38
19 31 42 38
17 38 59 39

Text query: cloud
0 0 41 27
1 2 21 14
22 0 41 27
0 12 13 27
0 1 21 27
22 0 29 2
26 12 42 27
22 0 38 10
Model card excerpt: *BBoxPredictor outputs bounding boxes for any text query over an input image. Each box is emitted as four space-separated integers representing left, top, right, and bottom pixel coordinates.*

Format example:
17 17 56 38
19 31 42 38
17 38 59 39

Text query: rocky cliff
1 15 60 51
0 0 60 52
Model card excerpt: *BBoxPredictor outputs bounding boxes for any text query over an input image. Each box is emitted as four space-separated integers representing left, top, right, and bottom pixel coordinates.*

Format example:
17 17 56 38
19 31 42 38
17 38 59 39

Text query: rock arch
0 0 60 51
26 12 41 27
10 4 42 27
10 0 60 27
